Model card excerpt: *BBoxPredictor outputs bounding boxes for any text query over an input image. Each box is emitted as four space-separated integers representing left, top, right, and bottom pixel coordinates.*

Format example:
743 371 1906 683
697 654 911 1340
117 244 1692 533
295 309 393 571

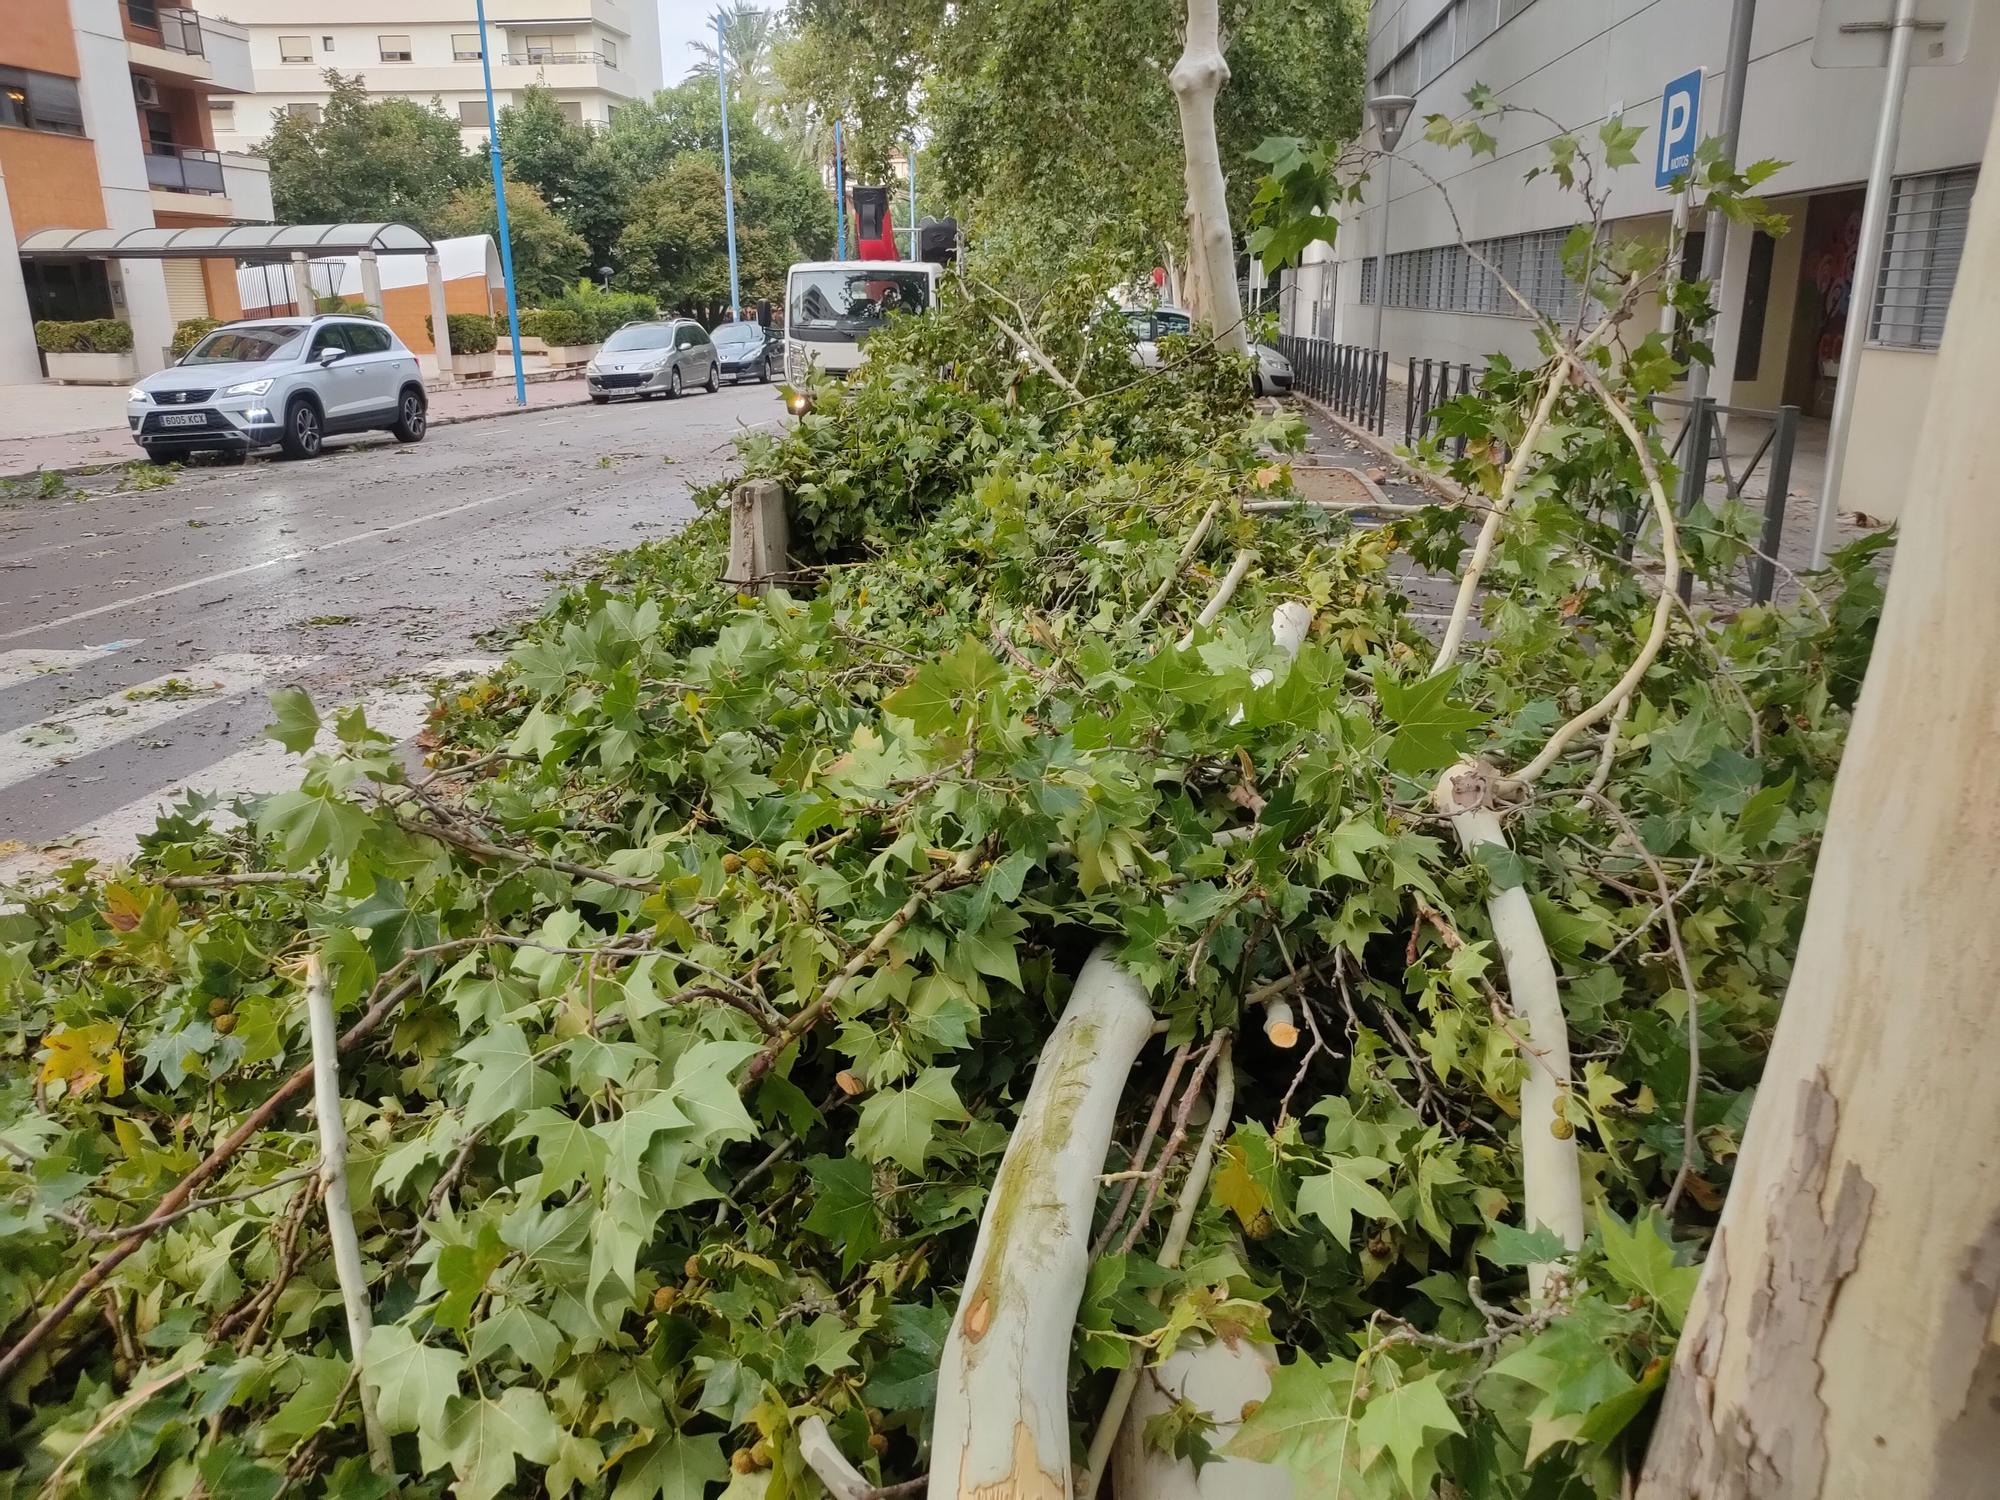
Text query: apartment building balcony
484 0 633 38
123 4 254 95
146 144 235 217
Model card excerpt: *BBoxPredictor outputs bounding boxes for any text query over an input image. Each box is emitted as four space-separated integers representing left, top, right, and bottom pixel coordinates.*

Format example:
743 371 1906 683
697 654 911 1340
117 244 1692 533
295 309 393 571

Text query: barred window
1871 167 1975 350
1354 227 1589 321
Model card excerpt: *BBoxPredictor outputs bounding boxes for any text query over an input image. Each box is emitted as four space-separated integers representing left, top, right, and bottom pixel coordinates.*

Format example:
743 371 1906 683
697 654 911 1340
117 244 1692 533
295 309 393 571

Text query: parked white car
1119 305 1293 394
127 315 427 462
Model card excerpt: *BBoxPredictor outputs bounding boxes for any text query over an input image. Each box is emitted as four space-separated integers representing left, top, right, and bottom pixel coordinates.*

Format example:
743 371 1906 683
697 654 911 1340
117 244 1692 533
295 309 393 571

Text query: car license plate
159 413 205 428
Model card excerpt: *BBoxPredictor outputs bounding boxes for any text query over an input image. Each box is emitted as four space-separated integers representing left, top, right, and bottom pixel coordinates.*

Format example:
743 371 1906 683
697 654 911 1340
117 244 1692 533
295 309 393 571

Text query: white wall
0 165 44 382
73 0 175 372
1303 0 1997 394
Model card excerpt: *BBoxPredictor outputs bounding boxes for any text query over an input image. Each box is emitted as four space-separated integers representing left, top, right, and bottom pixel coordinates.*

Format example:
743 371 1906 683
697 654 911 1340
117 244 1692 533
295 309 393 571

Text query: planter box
500 335 547 356
544 343 598 369
448 350 497 378
45 350 137 385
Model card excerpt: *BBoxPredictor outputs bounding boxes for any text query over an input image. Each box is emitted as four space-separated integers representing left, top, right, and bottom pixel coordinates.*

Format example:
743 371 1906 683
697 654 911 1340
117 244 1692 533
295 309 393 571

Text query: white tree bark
1170 0 1249 356
929 946 1157 1500
305 954 393 1473
1434 764 1584 1300
1637 109 2000 1500
1112 1337 1291 1500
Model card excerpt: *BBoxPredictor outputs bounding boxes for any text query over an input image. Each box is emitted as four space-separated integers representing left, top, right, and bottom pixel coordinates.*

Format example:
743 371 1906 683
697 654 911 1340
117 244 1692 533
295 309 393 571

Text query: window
378 35 412 62
1871 166 1976 350
208 98 234 129
343 322 392 354
286 102 322 124
452 34 482 61
1374 0 1520 94
322 36 333 51
1355 227 1589 323
279 35 311 63
457 100 489 126
128 0 161 27
556 100 582 124
601 40 617 67
0 66 86 137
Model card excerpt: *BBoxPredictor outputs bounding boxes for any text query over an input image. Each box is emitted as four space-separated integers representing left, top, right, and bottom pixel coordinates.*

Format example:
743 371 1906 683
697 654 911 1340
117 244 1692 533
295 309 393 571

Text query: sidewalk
0 373 590 478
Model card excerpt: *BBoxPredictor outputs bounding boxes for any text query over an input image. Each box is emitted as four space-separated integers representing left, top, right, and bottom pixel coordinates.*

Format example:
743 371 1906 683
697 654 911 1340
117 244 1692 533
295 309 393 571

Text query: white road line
0 486 532 642
0 642 143 690
0 658 498 885
0 654 315 792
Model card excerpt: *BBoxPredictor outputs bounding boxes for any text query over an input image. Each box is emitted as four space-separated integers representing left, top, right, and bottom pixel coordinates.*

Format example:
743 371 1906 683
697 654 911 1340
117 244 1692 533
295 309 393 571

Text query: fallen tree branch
396 813 659 892
1079 1035 1237 1500
1133 496 1227 629
304 955 392 1474
929 945 1157 1500
0 975 420 1386
745 849 981 1092
1091 1043 1192 1260
38 1366 194 1497
1178 548 1258 647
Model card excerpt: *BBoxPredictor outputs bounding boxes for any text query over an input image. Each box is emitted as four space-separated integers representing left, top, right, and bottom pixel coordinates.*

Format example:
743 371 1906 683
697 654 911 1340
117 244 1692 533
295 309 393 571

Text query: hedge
35 319 134 354
520 308 588 346
424 312 498 355
169 318 222 359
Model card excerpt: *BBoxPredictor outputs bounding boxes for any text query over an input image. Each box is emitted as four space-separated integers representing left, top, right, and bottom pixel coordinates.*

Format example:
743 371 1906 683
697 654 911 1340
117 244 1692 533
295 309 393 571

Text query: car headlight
642 352 672 369
221 378 274 397
127 386 149 403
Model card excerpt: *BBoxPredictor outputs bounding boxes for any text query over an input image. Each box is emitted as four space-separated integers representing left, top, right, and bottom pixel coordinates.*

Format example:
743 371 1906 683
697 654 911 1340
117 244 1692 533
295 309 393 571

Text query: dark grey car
586 319 720 403
711 320 777 383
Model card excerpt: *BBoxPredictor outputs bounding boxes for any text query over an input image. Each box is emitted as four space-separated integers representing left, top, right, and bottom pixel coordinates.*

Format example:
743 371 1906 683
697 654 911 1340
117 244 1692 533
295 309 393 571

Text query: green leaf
1598 1206 1700 1330
436 1220 508 1330
1470 841 1528 890
264 686 320 754
881 636 1003 737
361 1323 464 1436
467 1301 564 1376
1373 666 1489 776
510 1107 606 1198
854 1065 967 1174
457 1021 557 1131
1482 1221 1572 1269
1222 1352 1360 1475
442 1387 564 1500
263 1354 352 1445
668 1038 760 1148
256 782 370 866
1297 1155 1398 1244
1354 1371 1464 1491
802 1154 886 1272
865 1300 951 1412
609 1431 726 1500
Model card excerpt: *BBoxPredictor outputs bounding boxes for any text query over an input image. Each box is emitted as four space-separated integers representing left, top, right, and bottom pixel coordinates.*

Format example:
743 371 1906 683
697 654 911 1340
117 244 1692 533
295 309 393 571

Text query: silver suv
127 315 427 462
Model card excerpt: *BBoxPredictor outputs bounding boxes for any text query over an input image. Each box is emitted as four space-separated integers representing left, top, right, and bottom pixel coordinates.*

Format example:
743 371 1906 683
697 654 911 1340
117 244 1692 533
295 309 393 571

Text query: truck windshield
788 270 930 340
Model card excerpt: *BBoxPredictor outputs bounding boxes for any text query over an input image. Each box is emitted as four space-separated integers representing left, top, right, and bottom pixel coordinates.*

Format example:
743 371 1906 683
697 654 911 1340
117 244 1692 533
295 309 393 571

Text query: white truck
781 259 940 411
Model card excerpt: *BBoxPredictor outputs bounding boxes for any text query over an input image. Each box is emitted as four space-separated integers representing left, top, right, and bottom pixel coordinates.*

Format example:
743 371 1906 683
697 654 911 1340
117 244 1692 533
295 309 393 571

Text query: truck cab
782 259 939 406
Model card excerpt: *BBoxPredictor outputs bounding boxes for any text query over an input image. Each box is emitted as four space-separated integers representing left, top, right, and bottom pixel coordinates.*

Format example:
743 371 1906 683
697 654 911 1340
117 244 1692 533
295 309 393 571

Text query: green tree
259 70 476 232
494 87 625 267
783 0 1367 280
688 1 788 122
434 179 589 303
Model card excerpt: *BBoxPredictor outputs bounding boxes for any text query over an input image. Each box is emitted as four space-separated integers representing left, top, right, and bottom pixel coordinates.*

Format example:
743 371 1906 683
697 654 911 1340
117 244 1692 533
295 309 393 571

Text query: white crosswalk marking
0 643 143 691
0 657 499 886
0 654 316 793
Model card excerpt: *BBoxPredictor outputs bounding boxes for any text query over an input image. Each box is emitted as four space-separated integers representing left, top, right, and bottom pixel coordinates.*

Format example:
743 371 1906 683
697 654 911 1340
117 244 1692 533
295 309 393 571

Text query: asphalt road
0 382 779 873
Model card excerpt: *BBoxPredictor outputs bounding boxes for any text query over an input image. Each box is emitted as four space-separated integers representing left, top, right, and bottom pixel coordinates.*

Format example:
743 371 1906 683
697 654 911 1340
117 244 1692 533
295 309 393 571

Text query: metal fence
1276 336 1387 433
1406 357 1480 454
1651 395 1801 606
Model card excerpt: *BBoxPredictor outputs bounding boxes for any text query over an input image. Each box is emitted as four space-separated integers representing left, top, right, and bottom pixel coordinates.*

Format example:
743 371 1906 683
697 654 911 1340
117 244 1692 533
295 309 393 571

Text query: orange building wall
200 259 241 319
4 0 81 77
155 82 213 151
0 133 106 237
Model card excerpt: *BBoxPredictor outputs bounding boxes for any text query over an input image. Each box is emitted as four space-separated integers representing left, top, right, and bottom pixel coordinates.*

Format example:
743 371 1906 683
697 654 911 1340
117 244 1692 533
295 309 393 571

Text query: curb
1293 392 1477 508
0 382 596 485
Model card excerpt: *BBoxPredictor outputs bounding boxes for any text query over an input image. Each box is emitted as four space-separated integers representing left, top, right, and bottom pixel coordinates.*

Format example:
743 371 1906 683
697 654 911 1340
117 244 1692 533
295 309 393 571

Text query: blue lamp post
474 0 526 406
715 10 742 319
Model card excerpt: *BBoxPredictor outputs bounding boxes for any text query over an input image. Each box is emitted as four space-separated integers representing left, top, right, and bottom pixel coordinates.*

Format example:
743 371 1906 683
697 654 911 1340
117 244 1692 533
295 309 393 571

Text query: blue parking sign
1656 69 1703 188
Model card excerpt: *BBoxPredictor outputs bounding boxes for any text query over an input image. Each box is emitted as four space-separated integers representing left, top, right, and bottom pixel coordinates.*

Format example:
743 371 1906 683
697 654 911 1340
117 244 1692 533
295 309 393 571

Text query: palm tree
687 3 784 120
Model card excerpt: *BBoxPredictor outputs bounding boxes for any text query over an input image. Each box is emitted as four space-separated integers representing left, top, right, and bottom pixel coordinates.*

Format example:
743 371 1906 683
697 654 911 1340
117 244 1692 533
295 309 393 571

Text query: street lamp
598 265 613 291
1366 93 1416 353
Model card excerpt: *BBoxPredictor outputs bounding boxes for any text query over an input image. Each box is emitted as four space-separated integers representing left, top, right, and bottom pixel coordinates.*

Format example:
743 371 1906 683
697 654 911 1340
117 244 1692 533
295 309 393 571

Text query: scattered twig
1117 1030 1227 1255
1132 496 1226 628
1091 1044 1192 1259
1177 547 1257 647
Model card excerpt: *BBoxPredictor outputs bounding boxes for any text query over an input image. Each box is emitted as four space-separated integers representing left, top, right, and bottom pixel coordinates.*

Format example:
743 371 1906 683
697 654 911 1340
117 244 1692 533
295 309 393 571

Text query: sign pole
475 0 526 406
1813 0 1920 567
1682 0 1755 412
716 11 742 321
833 121 847 261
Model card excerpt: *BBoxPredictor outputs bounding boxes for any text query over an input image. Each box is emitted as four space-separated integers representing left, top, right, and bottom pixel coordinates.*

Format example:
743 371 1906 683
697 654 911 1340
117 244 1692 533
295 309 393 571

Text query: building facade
1284 0 1997 521
1 0 270 382
193 1 662 151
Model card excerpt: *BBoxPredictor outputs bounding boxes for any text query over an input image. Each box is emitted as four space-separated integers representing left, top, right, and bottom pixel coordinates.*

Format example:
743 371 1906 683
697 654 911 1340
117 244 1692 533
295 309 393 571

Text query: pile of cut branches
0 285 1880 1499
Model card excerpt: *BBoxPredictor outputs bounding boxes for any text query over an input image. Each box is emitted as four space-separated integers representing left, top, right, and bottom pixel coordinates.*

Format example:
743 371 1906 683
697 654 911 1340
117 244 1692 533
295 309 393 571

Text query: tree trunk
1169 0 1249 356
929 946 1156 1500
1637 116 2000 1499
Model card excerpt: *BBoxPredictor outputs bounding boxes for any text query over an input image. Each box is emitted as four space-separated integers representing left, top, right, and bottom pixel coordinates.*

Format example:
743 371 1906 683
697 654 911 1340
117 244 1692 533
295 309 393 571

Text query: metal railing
127 3 206 56
1651 394 1801 607
144 144 226 195
1406 357 1480 455
502 50 613 66
1276 336 1388 434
